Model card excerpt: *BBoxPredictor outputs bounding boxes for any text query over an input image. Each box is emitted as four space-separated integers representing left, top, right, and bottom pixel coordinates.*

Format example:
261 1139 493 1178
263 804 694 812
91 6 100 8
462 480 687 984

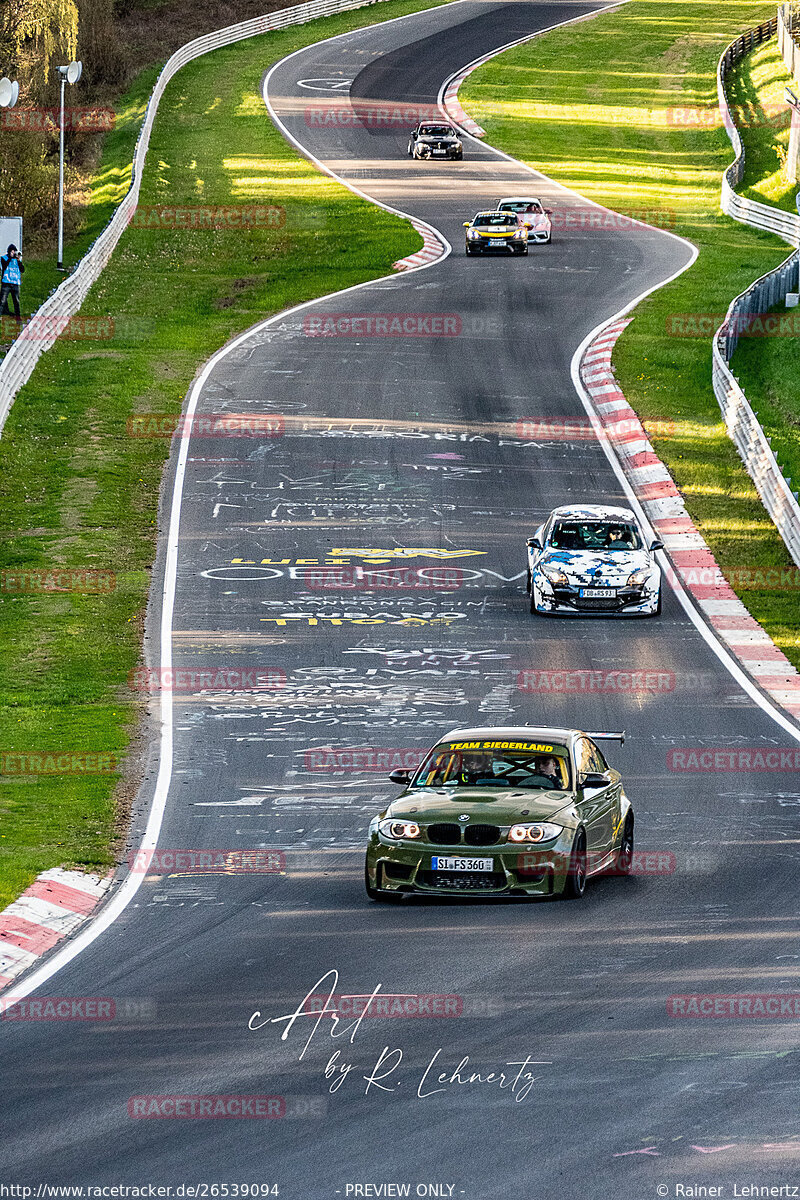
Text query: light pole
56 60 82 271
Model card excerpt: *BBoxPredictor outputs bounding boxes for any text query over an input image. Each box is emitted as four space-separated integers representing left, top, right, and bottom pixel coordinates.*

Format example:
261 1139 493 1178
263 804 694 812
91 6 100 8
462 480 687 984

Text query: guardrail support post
789 106 800 182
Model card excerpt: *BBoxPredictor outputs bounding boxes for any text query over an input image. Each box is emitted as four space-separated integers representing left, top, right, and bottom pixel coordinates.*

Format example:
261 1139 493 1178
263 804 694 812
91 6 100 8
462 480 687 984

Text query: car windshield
412 741 571 789
474 213 514 226
548 520 642 551
419 126 453 137
500 201 543 214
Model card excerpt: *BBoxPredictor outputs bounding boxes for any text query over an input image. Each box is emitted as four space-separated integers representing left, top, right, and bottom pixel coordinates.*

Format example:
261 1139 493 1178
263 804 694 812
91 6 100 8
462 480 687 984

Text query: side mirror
389 768 412 785
545 208 553 214
526 536 542 549
410 131 418 139
650 539 664 552
582 771 610 789
463 221 471 227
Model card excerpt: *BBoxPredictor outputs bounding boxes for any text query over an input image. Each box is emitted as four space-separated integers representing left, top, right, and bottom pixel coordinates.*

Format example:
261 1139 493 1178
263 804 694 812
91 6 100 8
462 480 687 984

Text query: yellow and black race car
463 211 529 255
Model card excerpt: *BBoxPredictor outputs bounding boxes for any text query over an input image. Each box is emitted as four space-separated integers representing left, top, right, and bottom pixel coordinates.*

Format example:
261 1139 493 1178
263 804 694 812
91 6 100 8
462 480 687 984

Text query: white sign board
0 217 22 254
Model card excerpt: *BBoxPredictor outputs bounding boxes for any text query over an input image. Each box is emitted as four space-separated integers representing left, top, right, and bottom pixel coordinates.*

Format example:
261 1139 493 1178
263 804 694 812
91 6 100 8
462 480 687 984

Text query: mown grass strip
0 0 453 910
460 0 800 669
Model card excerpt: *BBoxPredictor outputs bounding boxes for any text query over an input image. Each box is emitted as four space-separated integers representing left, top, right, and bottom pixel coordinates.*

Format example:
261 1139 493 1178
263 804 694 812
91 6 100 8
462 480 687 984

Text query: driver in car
534 755 562 788
460 752 495 785
605 525 635 549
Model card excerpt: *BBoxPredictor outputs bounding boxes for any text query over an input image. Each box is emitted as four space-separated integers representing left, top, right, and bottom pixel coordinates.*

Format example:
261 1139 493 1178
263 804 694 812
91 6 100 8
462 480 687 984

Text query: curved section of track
3 3 800 1196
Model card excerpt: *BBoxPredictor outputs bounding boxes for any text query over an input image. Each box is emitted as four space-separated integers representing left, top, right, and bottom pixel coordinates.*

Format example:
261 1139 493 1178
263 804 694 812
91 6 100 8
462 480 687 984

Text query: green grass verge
460 0 800 668
0 0 453 910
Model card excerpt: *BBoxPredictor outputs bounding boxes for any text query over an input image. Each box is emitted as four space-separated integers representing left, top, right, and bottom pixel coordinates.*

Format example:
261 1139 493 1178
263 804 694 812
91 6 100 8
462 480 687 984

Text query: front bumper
527 228 551 242
467 237 525 253
366 833 575 897
414 145 461 159
531 573 660 615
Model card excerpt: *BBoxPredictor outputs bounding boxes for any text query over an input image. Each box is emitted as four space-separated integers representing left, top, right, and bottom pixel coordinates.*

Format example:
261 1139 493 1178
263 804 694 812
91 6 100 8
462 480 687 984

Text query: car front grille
427 823 463 845
418 871 507 891
575 595 622 610
426 824 501 845
464 824 501 846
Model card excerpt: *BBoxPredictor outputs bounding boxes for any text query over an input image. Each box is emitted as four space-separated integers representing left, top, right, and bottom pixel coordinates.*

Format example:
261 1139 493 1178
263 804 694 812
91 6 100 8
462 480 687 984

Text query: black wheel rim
574 838 587 891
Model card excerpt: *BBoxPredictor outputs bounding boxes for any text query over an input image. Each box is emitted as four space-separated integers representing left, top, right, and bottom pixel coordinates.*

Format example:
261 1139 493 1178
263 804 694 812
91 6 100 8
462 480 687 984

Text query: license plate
580 587 615 598
432 856 494 872
432 149 447 155
489 239 505 246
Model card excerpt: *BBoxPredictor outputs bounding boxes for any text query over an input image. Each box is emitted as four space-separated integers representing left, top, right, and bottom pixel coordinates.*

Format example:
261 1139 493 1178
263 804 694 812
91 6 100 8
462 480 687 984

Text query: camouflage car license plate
580 587 615 598
432 856 494 872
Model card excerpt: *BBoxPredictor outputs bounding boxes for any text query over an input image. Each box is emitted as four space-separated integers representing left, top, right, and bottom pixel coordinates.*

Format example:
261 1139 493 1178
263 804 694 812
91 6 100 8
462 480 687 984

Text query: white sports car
526 504 663 616
497 196 552 243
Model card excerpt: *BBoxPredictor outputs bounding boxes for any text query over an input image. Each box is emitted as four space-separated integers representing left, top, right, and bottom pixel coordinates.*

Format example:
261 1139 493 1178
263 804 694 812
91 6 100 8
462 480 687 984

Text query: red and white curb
393 218 447 270
442 70 486 138
0 868 111 991
581 320 800 721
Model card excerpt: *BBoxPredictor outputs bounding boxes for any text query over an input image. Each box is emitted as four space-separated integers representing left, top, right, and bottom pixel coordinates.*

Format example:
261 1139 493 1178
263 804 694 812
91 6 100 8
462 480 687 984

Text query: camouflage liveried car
526 504 664 616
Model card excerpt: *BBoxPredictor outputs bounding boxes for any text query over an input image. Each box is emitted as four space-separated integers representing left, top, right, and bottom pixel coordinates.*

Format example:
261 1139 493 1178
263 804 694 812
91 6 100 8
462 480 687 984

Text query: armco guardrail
0 0 395 438
712 19 800 569
718 16 800 244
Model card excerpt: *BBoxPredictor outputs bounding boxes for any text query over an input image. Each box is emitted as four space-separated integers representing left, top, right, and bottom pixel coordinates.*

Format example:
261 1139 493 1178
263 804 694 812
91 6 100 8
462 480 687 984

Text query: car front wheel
562 830 587 899
615 814 634 875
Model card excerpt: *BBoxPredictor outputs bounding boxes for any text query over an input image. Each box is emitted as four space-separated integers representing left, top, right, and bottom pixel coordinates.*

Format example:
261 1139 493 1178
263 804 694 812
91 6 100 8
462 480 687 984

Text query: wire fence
0 0 395 439
712 9 800 568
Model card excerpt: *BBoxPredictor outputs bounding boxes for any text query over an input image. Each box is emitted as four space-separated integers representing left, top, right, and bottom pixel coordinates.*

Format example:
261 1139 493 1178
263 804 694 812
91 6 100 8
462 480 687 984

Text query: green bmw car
365 726 633 901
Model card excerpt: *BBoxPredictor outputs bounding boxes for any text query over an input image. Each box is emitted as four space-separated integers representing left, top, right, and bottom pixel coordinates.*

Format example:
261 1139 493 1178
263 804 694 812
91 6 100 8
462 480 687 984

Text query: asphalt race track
4 2 800 1195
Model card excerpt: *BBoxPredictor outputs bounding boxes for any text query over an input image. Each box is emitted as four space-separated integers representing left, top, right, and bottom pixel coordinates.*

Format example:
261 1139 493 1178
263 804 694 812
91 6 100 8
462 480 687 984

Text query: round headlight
508 823 563 844
379 818 421 840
